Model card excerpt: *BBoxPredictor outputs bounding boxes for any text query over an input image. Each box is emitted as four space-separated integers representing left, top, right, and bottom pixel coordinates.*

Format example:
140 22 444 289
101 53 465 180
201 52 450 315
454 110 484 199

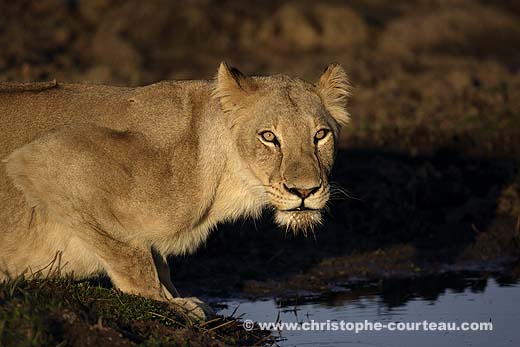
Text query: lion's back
0 79 212 236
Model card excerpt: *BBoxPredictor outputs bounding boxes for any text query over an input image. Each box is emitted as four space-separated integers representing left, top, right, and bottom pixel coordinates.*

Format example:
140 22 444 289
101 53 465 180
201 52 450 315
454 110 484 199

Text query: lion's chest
153 174 264 256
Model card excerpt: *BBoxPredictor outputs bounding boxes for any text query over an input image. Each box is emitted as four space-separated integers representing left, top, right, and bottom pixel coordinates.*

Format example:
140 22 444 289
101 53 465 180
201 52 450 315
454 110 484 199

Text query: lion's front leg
78 228 213 320
151 248 215 320
81 233 166 301
152 249 180 299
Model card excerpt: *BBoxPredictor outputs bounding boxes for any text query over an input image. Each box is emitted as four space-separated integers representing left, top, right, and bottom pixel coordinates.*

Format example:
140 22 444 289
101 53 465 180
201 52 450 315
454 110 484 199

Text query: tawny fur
0 63 350 305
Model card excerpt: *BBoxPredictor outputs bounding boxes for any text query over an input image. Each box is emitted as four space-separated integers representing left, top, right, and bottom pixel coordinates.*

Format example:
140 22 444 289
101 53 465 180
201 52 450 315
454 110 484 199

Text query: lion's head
214 62 351 233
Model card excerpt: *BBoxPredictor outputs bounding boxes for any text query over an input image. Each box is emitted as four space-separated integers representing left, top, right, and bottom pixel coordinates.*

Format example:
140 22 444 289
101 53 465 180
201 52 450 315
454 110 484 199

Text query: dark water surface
217 273 519 347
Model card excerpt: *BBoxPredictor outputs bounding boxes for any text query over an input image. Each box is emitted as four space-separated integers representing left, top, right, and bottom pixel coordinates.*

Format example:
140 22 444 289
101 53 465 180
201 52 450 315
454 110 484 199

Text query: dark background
1 0 520 298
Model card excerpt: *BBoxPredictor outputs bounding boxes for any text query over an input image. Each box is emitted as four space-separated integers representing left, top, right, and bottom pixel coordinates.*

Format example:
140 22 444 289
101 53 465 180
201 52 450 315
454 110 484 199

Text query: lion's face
215 63 351 233
233 83 338 233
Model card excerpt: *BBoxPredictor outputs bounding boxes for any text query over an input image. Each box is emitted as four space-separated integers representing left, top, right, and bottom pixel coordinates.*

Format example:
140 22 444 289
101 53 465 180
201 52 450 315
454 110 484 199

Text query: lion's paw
168 297 215 322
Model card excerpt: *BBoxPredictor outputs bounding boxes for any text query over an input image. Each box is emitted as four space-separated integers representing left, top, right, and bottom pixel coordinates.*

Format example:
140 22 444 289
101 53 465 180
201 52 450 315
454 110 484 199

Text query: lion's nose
284 184 321 199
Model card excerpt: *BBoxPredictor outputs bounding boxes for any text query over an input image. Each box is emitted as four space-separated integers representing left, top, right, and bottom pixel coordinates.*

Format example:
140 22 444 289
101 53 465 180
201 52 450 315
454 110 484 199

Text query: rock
313 4 368 50
255 2 367 51
257 2 320 51
77 0 112 24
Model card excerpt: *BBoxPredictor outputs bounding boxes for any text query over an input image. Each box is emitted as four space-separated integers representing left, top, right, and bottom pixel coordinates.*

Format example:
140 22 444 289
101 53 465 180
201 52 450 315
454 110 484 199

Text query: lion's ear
214 62 257 114
316 63 352 126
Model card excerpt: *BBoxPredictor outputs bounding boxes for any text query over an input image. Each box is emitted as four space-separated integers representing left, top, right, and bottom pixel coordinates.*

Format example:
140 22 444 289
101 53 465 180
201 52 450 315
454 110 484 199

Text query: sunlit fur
215 62 350 234
0 62 350 307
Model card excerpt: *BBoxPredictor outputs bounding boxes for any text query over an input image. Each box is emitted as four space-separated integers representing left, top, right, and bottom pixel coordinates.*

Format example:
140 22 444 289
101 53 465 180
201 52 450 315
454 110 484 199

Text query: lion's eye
314 129 329 142
260 131 277 143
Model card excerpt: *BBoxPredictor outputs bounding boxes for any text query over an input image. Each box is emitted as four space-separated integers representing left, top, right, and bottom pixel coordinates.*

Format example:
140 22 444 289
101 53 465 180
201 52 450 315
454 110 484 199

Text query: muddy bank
0 277 272 346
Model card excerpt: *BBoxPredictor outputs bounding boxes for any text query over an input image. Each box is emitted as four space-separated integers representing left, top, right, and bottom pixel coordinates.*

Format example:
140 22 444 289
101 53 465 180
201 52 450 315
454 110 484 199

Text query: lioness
0 63 350 317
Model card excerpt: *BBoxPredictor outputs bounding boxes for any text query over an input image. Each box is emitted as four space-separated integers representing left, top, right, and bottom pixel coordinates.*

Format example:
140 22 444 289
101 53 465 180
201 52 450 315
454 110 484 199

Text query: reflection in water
218 273 519 347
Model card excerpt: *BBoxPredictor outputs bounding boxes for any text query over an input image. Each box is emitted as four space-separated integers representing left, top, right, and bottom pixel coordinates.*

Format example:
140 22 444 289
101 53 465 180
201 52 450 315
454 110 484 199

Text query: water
217 274 520 347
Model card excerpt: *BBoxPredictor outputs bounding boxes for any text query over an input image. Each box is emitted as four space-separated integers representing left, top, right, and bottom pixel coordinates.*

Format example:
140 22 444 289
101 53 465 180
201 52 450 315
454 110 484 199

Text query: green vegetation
0 276 271 347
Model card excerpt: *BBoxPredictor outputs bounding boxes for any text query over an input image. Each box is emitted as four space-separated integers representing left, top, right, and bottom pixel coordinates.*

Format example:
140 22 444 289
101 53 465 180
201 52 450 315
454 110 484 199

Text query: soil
0 278 273 346
1 0 520 346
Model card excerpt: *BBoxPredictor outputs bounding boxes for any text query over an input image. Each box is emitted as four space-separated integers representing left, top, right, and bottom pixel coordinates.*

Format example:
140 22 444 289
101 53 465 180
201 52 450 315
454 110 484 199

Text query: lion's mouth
282 207 319 212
